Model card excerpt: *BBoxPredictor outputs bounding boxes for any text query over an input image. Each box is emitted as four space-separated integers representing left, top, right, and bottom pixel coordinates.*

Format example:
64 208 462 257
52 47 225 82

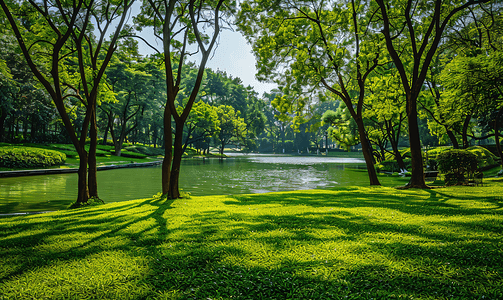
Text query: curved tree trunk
386 119 406 170
462 113 472 149
356 118 380 185
446 130 459 149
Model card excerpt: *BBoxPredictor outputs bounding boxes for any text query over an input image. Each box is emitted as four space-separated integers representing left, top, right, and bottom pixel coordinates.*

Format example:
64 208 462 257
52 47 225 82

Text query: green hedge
375 158 411 173
125 145 164 156
120 151 148 159
466 146 498 168
0 146 66 168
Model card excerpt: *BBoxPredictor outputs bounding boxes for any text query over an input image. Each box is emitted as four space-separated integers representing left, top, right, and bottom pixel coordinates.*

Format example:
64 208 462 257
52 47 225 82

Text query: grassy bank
1 184 502 299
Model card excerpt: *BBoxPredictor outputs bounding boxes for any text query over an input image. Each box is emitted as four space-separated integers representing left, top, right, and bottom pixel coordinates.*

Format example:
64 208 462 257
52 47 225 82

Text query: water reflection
0 154 368 213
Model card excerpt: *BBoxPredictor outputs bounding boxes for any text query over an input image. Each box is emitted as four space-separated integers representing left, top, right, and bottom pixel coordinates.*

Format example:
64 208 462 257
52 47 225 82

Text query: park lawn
1 184 502 300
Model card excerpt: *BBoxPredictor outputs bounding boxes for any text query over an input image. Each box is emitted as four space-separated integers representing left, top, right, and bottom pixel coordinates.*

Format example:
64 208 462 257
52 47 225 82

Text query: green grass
1 183 502 299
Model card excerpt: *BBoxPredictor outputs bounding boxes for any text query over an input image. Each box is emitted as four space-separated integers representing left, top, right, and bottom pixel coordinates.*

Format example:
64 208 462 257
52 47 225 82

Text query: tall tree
104 45 150 156
374 0 491 188
0 0 133 203
136 0 234 198
215 105 247 154
238 0 384 185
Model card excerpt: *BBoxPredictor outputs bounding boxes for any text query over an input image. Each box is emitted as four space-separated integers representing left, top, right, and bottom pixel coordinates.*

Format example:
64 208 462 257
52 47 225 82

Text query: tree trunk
0 109 7 142
88 107 99 198
220 140 225 155
494 106 503 167
407 104 427 188
462 114 471 149
446 130 459 149
168 121 184 199
356 119 380 185
162 104 172 195
77 150 89 203
102 114 111 145
386 119 406 170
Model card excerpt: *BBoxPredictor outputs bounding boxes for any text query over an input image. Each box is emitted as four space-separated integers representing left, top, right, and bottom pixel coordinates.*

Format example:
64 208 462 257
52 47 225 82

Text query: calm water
0 154 385 214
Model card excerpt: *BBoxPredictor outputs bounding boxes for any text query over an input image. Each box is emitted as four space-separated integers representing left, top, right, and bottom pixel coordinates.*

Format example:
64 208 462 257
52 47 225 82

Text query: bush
0 146 66 168
466 146 498 168
125 145 164 156
375 159 411 173
48 144 109 157
120 151 148 159
437 149 478 185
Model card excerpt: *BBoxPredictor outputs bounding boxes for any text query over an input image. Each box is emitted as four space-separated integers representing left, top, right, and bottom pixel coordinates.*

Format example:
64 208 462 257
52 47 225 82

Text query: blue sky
129 6 277 97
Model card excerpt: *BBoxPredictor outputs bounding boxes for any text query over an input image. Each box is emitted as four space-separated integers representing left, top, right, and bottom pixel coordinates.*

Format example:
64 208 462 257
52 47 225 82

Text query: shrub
375 159 412 173
96 144 115 152
0 146 66 168
437 149 478 185
120 151 148 159
466 146 498 168
125 145 164 156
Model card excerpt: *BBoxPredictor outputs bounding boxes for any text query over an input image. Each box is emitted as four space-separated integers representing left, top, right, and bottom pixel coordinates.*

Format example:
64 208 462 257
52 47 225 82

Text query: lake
0 154 401 214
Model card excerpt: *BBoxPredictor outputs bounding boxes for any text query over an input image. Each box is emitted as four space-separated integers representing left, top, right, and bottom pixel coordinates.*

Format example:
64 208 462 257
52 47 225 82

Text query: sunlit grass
1 182 502 299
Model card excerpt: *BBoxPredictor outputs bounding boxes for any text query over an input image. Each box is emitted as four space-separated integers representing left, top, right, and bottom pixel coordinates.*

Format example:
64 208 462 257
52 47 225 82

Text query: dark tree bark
494 106 503 167
385 118 407 170
461 113 472 149
375 0 491 188
0 109 7 142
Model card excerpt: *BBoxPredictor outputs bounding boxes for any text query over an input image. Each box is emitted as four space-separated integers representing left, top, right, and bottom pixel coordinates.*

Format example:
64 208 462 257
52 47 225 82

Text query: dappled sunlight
1 186 502 298
1 250 152 299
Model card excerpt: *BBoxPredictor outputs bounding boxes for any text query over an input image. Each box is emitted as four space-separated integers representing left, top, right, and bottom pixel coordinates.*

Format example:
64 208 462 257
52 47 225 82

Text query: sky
130 7 277 97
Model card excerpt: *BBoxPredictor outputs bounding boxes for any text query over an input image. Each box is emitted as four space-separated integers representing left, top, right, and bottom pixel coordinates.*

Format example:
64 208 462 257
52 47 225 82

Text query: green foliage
466 146 498 168
119 151 148 159
322 106 359 151
0 146 66 168
1 187 503 299
375 159 412 173
437 149 478 185
68 197 105 209
125 145 164 157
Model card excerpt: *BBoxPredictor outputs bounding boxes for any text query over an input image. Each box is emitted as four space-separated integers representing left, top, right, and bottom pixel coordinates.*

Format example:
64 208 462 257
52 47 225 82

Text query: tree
136 0 234 198
182 100 219 154
366 67 408 169
421 2 503 150
104 45 151 156
322 106 360 152
238 0 384 185
374 0 491 188
215 105 247 154
0 0 133 203
440 52 503 165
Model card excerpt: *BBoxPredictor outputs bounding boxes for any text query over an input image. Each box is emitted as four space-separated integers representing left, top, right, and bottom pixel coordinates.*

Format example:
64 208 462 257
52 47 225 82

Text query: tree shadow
1 190 502 299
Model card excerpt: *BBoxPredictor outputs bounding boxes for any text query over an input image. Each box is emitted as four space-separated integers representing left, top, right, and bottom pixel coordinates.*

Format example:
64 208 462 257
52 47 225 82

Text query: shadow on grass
1 189 502 299
0 199 73 215
227 187 503 216
0 197 174 283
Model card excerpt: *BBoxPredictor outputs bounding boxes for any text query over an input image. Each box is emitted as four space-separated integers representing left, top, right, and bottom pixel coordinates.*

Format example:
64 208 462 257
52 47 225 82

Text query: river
0 154 386 214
